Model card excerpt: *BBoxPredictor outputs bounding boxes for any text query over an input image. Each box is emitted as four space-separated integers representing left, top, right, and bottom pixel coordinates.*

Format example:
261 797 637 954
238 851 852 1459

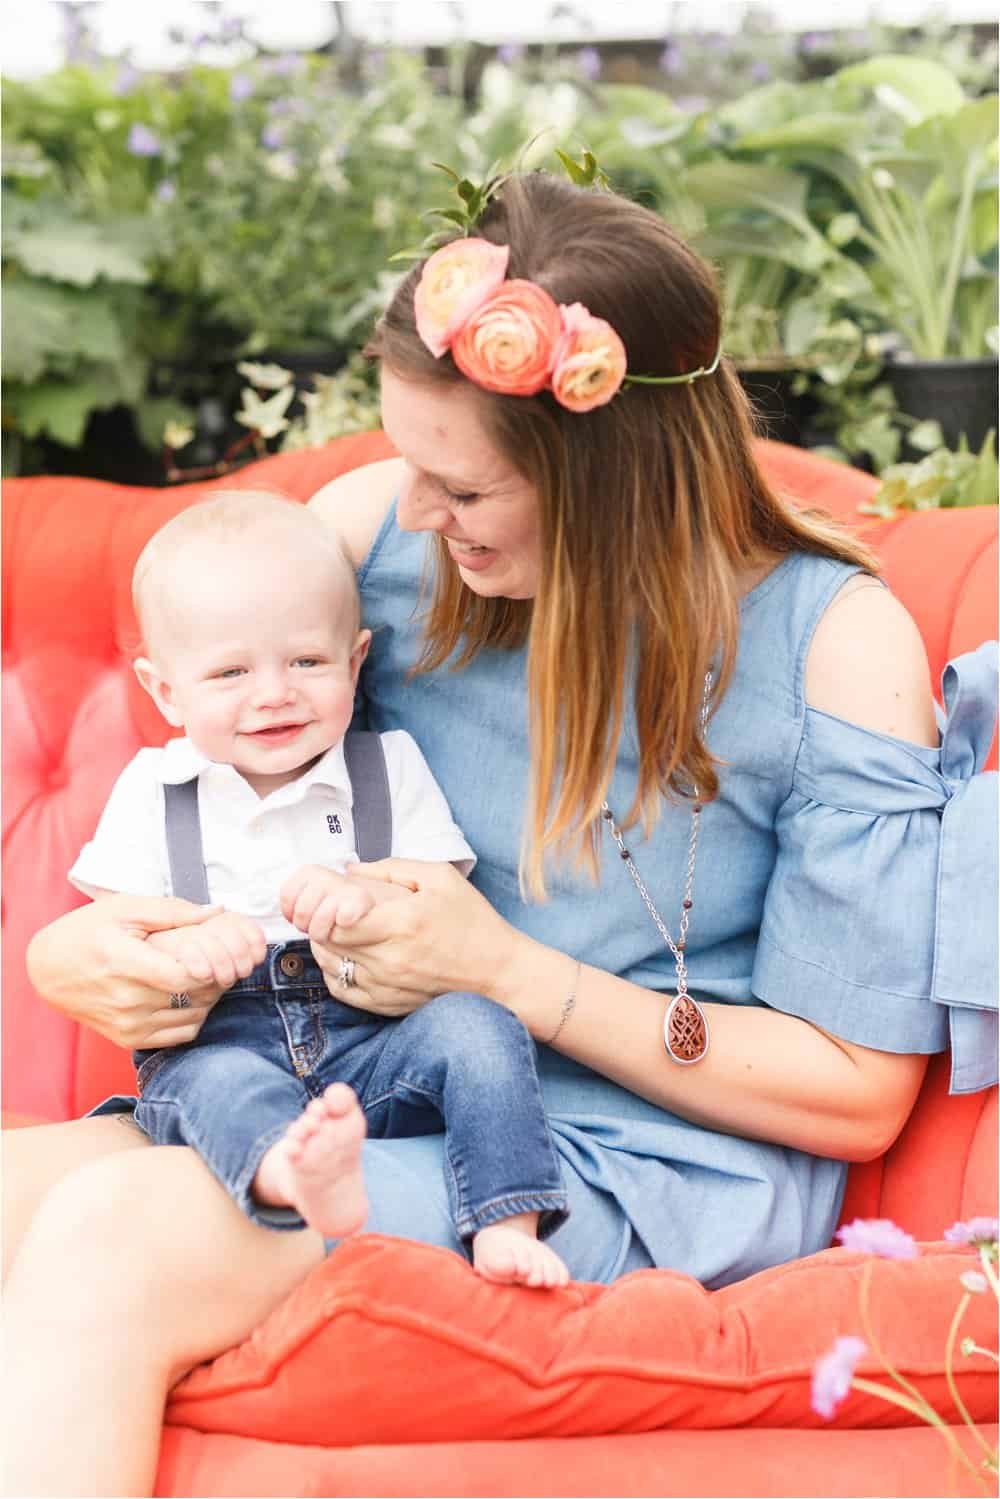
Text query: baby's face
142 546 367 796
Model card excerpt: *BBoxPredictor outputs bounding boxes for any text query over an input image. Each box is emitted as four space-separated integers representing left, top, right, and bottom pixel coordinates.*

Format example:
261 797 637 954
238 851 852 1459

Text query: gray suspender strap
162 730 392 901
163 780 211 905
342 730 393 863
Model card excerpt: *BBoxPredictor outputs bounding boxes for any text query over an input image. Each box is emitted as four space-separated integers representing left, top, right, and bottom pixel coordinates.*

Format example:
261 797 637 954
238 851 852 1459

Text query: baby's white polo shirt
69 733 475 942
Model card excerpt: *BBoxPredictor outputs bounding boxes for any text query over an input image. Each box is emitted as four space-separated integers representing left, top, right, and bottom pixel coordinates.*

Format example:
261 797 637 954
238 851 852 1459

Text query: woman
6 173 994 1497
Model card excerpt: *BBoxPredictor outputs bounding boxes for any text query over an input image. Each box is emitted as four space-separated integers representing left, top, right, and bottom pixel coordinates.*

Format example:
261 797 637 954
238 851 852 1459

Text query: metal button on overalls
279 952 305 979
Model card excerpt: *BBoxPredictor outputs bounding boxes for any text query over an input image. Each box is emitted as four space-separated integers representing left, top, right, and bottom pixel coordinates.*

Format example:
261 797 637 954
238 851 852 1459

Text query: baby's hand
146 911 267 991
281 865 375 943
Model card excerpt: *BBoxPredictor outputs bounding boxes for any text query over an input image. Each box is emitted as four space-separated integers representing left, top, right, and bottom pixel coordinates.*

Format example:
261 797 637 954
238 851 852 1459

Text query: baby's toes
321 1082 358 1118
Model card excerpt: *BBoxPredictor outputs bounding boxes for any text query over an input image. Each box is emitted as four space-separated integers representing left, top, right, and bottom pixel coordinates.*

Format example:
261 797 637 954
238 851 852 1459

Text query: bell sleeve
752 643 998 1094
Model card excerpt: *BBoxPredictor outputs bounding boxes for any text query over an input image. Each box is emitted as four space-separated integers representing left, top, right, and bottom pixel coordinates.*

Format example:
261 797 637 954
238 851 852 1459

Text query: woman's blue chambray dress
347 506 998 1289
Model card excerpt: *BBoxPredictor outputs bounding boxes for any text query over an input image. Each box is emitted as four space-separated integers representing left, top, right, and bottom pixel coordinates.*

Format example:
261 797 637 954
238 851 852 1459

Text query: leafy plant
861 431 998 517
723 56 999 361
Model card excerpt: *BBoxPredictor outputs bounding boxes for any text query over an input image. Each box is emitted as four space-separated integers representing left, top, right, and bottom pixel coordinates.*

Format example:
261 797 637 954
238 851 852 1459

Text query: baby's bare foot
472 1220 570 1289
253 1083 368 1237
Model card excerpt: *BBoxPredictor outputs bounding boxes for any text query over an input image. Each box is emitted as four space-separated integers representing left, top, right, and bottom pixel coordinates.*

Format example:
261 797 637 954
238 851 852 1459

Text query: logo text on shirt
326 814 343 836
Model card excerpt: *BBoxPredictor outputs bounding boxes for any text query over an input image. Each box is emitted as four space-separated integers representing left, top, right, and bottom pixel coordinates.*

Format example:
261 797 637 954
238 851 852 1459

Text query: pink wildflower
835 1219 919 1260
944 1218 999 1247
811 1336 868 1419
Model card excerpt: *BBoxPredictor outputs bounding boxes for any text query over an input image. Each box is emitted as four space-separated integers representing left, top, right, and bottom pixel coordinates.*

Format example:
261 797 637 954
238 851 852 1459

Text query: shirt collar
154 736 353 803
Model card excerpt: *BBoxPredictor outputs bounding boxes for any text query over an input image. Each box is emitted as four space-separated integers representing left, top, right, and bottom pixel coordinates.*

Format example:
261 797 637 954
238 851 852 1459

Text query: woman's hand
26 896 228 1050
310 859 522 1017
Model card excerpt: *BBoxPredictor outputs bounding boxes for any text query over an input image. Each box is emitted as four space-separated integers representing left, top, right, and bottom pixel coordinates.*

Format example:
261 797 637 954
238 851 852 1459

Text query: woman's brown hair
368 173 878 899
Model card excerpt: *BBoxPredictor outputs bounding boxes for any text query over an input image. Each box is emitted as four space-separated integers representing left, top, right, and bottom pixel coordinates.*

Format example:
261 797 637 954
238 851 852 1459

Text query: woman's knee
2 1116 150 1281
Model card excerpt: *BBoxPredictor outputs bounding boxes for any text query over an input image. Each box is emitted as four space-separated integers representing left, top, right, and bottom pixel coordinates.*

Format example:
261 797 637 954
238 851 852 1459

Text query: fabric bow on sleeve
931 641 998 1093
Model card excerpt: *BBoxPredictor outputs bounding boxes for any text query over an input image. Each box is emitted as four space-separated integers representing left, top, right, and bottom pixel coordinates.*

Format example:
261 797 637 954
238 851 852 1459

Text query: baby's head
133 491 370 795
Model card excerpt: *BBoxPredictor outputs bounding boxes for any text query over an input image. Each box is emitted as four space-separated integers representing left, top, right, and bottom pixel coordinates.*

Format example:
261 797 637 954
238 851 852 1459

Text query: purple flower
835 1219 919 1260
59 1 100 66
267 98 307 119
220 16 244 43
576 46 602 82
155 179 177 203
264 53 304 77
230 73 255 102
750 60 772 83
812 1336 867 1420
800 31 831 56
114 65 141 96
127 123 163 158
261 123 285 150
497 43 524 66
944 1218 1000 1247
659 43 683 77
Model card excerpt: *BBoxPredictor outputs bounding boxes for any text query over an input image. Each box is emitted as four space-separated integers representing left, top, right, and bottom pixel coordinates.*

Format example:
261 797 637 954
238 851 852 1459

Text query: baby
70 491 569 1288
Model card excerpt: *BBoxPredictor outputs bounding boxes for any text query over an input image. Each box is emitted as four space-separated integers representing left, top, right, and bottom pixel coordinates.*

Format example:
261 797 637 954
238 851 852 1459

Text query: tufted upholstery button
279 951 305 979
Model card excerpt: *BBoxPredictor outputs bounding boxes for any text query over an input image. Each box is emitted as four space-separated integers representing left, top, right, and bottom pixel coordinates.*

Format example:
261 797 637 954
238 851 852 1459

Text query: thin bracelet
546 959 582 1045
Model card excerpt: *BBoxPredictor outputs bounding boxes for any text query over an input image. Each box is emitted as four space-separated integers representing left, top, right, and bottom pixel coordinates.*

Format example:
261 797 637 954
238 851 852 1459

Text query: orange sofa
3 436 997 1498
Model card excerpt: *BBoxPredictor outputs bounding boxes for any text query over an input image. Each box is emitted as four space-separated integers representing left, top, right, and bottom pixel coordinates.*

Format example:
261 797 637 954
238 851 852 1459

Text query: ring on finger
337 956 356 990
169 992 192 1010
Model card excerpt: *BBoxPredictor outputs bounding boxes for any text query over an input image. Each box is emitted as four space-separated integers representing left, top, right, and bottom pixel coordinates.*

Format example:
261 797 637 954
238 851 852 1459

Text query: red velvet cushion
167 1235 997 1446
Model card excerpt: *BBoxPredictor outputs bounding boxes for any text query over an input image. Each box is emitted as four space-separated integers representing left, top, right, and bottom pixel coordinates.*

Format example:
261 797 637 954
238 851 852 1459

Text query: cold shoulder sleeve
751 643 998 1094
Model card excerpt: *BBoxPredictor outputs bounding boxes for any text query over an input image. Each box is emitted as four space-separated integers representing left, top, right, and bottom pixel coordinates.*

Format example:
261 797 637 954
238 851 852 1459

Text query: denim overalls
94 731 568 1241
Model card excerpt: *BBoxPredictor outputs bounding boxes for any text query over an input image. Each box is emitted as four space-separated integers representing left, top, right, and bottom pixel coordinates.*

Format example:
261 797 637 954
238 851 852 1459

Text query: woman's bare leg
3 1116 152 1280
2 1145 325 1497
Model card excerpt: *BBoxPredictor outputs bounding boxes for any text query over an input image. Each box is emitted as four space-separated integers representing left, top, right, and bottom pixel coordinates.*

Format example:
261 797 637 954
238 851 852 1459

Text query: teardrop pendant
664 992 710 1065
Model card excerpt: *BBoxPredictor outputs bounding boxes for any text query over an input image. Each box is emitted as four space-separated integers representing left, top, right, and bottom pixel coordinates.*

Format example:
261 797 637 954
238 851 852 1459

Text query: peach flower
550 302 627 411
451 280 562 396
414 238 510 359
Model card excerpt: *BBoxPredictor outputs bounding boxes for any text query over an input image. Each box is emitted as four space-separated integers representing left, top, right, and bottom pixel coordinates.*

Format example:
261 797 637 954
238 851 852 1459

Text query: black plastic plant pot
886 357 999 453
736 368 821 448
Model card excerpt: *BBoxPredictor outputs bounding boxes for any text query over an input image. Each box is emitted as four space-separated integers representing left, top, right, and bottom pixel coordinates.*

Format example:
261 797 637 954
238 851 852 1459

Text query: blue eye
293 657 322 668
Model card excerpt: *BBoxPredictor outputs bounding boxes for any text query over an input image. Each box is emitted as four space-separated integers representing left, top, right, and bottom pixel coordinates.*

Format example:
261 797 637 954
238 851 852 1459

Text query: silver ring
337 956 356 990
169 992 192 1010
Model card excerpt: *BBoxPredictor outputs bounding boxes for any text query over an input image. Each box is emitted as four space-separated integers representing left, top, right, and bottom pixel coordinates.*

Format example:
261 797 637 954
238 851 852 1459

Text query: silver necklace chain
600 671 713 1003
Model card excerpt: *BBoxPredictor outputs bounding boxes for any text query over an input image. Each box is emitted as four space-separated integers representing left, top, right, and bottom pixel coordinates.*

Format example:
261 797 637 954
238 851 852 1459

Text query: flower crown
413 234 721 413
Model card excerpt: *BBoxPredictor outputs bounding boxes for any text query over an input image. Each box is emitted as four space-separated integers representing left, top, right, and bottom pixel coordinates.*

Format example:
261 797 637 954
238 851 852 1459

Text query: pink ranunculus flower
944 1217 999 1247
414 238 510 359
811 1336 868 1420
451 279 562 396
550 302 628 411
835 1218 919 1260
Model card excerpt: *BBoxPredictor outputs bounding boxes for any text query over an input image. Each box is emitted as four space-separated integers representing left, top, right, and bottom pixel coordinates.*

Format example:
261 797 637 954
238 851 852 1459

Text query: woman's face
380 367 543 601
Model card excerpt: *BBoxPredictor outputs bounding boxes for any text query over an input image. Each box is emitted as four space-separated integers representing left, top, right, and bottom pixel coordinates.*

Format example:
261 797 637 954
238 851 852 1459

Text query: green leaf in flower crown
430 163 462 185
833 55 965 122
423 208 470 229
555 148 609 191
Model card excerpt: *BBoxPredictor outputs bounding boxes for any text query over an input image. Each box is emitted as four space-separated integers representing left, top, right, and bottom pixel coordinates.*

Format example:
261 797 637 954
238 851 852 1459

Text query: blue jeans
122 941 568 1243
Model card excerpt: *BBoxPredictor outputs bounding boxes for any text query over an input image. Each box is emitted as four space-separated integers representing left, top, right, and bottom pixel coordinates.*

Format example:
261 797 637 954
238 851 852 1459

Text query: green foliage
862 430 998 516
1 33 996 486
